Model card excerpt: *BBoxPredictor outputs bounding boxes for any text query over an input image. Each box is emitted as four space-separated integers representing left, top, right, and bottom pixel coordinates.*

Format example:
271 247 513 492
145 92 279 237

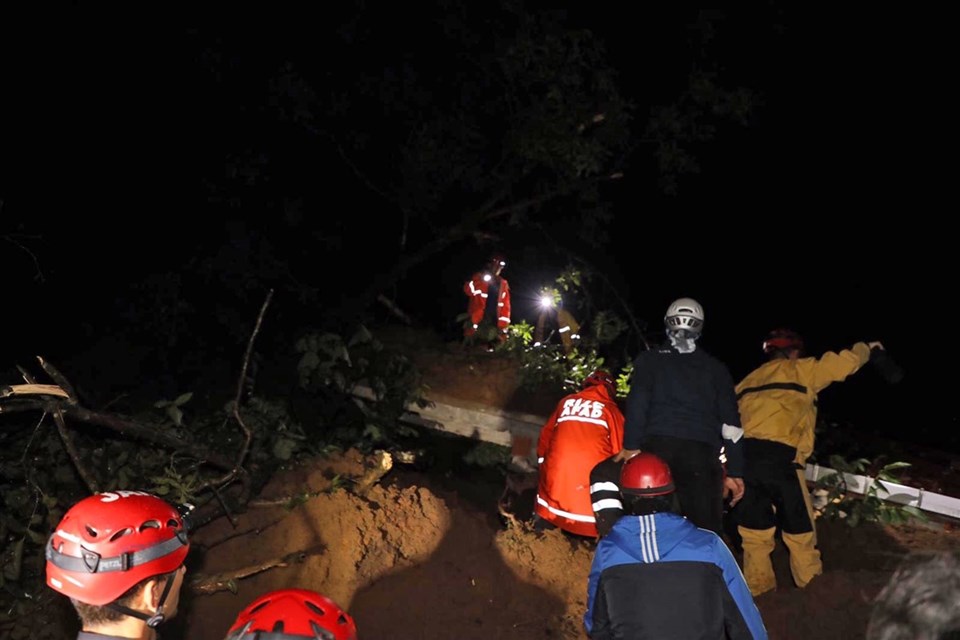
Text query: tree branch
194 289 273 494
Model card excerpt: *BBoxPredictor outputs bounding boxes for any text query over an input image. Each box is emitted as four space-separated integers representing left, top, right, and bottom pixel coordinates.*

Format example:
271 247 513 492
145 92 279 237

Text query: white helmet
664 297 704 335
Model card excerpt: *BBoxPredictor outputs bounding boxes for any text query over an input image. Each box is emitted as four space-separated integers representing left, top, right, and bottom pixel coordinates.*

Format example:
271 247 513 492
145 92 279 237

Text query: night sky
1 5 951 450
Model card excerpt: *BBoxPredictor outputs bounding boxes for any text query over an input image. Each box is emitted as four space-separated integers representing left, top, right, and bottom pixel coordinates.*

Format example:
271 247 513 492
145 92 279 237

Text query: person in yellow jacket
734 328 885 597
533 289 581 355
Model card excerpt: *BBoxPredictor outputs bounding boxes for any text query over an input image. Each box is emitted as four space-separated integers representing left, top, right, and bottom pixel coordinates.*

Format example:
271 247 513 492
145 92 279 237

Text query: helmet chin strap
107 572 176 628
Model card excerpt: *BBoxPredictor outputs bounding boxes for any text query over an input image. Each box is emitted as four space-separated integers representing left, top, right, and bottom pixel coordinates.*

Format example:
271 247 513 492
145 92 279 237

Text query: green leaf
168 406 184 427
272 437 298 461
881 461 912 471
900 505 929 521
174 392 194 406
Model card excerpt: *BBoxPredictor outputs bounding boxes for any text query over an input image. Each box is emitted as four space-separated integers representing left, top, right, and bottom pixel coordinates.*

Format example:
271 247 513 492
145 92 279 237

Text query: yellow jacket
735 342 871 465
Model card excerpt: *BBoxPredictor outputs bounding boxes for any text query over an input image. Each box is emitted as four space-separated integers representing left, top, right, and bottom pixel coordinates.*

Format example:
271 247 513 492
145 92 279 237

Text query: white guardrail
803 463 960 521
352 386 960 521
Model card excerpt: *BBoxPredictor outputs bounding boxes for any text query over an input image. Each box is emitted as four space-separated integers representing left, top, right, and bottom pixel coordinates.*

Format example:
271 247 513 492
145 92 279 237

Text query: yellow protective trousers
737 444 823 595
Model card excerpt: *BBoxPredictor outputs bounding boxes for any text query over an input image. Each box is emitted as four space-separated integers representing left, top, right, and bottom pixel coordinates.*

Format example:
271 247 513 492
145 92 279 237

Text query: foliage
502 323 630 398
154 391 195 428
463 442 511 468
814 454 929 527
295 325 428 449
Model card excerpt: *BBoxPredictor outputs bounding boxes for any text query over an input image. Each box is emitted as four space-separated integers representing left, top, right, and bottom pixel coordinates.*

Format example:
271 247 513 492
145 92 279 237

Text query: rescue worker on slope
534 369 624 537
533 288 581 355
585 452 768 639
463 253 511 348
224 588 358 639
734 328 886 597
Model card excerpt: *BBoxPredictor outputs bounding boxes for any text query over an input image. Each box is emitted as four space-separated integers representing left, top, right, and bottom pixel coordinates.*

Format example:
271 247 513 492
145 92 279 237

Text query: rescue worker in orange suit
734 328 886 596
534 369 624 537
463 254 511 346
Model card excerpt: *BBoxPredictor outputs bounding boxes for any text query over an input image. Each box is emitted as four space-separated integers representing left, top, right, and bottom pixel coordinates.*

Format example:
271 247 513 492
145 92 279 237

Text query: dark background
1 5 952 450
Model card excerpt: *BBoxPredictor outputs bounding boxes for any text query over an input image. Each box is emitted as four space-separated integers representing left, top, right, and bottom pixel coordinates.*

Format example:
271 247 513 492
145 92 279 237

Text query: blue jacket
585 512 767 640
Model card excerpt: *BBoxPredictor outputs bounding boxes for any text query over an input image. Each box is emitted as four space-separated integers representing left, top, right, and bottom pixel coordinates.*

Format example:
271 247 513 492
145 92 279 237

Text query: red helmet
762 328 804 354
45 491 189 606
583 369 616 395
225 588 358 640
489 254 507 269
620 452 675 496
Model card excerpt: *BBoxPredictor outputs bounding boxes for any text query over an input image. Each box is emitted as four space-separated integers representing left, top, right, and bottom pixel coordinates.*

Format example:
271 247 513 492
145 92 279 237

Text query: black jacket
622 343 744 476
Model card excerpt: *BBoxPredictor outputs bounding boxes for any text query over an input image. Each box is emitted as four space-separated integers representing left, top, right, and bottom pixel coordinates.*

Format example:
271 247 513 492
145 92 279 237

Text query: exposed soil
171 447 960 640
34 325 958 639
166 325 960 640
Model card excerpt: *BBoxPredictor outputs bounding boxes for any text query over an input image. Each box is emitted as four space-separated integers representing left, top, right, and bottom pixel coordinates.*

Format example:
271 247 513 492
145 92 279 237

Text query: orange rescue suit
535 384 625 537
463 271 511 338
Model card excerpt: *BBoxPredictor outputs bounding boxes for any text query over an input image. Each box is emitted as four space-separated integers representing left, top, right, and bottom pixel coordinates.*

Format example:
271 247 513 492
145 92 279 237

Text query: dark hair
866 551 960 640
71 569 179 626
621 493 681 517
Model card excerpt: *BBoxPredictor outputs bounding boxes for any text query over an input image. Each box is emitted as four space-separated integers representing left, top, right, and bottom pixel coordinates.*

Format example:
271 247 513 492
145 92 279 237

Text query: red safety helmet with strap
762 328 804 354
620 452 675 497
46 491 189 625
225 588 358 640
583 369 616 396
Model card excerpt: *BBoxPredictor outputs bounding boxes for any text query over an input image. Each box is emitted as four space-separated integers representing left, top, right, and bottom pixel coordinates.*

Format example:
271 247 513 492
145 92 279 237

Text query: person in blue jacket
585 452 768 640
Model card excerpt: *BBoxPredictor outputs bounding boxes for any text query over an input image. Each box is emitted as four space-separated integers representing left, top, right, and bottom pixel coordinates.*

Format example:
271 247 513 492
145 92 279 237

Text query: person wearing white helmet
594 297 745 540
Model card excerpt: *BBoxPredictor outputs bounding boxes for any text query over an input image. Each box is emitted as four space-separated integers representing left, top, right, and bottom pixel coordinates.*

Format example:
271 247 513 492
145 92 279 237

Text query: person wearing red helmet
224 588 358 640
462 253 511 349
533 369 624 538
733 329 887 597
585 452 767 640
45 490 191 639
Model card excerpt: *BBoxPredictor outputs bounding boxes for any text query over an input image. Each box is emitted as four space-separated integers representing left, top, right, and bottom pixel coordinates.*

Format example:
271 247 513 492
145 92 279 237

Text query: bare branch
35 357 80 403
189 547 318 596
53 409 99 494
195 289 273 494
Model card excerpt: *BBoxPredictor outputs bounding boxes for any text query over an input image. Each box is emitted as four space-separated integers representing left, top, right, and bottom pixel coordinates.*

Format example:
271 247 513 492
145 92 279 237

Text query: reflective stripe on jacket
463 272 511 332
735 343 870 465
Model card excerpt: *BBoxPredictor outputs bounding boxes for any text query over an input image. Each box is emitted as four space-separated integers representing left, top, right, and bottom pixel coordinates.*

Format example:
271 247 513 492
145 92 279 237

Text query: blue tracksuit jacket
585 512 768 639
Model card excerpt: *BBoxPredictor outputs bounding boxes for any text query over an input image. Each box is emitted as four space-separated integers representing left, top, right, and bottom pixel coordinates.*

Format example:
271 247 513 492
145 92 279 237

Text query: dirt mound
176 449 592 639
373 323 564 417
171 449 960 640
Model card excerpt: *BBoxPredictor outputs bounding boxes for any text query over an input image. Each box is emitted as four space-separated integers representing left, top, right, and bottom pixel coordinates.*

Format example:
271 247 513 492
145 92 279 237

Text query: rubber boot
739 525 778 596
782 530 822 588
